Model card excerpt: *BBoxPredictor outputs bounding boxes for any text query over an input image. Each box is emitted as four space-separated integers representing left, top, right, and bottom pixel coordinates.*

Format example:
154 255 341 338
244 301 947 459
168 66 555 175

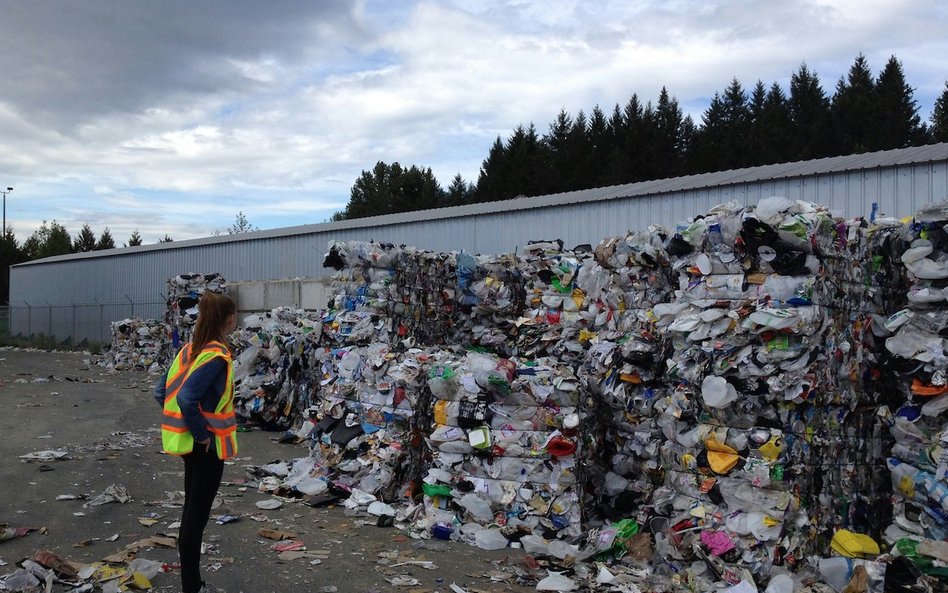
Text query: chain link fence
0 278 334 348
1 298 167 347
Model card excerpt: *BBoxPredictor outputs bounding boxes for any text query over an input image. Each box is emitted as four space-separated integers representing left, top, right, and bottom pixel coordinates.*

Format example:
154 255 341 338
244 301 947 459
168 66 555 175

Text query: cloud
0 0 946 245
0 1 360 129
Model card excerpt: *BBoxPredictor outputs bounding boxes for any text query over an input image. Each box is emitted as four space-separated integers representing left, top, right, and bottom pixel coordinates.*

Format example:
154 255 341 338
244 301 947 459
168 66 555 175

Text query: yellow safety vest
161 341 238 459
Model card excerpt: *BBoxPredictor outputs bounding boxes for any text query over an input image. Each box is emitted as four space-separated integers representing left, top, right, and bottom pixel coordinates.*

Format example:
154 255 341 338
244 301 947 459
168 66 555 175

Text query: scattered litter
0 525 39 544
84 484 131 507
18 450 69 462
258 528 298 540
271 540 306 553
55 494 86 501
386 575 420 586
213 515 240 525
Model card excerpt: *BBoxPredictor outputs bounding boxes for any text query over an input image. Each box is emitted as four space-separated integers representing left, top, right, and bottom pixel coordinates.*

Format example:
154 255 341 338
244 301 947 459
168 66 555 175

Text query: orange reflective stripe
165 346 193 389
161 423 189 434
216 435 236 459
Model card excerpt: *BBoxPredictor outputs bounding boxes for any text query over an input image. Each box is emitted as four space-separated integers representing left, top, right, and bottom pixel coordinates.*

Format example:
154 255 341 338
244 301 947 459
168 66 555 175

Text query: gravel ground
0 348 541 593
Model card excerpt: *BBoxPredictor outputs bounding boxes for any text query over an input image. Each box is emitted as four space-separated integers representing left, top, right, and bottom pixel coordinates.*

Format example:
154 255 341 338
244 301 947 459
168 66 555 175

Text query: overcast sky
1 0 946 244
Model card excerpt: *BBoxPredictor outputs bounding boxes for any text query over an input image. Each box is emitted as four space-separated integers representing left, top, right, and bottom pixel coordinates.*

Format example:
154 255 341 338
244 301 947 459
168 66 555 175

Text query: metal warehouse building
9 142 948 344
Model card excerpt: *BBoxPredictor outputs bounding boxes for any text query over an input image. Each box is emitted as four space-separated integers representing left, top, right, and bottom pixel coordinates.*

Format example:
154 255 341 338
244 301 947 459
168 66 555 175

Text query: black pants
179 444 224 593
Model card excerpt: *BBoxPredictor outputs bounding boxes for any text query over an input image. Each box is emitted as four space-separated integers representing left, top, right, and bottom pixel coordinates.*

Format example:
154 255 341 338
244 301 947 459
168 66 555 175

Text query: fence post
71 302 77 343
45 300 52 339
95 298 104 345
126 294 134 318
24 301 32 336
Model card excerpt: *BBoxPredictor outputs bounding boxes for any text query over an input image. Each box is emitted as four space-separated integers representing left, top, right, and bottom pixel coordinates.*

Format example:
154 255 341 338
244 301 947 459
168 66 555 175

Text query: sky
0 0 946 245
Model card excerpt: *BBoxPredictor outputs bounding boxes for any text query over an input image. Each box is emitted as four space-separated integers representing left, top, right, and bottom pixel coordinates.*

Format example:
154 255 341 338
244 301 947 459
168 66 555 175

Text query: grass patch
0 333 102 354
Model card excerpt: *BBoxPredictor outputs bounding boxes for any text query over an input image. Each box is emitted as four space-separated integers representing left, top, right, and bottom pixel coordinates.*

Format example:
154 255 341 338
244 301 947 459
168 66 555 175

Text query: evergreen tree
73 224 97 252
721 78 751 168
600 103 629 186
831 53 876 153
446 174 474 206
474 137 507 202
0 228 27 304
932 81 948 143
650 87 688 177
874 55 926 149
24 220 72 259
788 63 833 160
747 81 793 165
504 123 548 197
562 111 589 191
95 228 115 250
159 235 174 243
391 165 444 213
342 161 444 219
689 92 727 172
585 105 611 187
746 81 769 166
689 79 751 172
127 230 143 247
350 161 399 218
544 109 573 192
601 95 651 185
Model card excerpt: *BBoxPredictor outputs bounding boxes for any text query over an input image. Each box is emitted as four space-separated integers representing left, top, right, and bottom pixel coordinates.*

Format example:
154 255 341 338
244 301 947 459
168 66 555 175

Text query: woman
155 292 238 593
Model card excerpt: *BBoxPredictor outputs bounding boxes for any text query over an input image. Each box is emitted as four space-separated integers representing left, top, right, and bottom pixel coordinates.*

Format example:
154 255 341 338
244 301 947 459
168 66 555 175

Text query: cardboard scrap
258 528 298 540
102 536 176 563
32 550 78 579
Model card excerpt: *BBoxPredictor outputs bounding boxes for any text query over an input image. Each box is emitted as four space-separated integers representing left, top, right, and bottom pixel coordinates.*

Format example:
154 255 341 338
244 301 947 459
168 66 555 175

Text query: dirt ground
0 349 539 593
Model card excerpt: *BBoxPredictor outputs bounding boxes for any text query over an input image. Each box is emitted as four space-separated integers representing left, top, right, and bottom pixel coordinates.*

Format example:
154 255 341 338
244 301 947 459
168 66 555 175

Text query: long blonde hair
191 292 236 353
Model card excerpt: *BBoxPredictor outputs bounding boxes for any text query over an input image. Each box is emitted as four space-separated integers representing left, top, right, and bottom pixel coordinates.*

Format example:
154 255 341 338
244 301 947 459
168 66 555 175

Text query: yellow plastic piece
705 438 740 474
831 529 880 558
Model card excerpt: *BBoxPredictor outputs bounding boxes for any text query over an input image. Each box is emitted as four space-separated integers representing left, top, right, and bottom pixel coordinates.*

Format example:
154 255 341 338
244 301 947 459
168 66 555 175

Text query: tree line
0 211 258 304
333 54 948 220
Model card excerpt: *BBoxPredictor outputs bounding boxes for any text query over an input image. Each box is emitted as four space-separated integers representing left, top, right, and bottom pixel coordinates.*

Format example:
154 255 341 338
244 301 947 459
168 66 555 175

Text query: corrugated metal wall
10 159 948 343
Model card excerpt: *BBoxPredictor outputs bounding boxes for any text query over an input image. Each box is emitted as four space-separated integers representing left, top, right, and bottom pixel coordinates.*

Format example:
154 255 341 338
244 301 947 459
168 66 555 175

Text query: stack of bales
417 350 585 545
516 241 590 364
307 342 431 501
453 251 524 357
390 248 458 347
103 318 167 372
651 200 831 580
164 272 227 361
794 213 903 557
577 228 673 522
884 203 948 562
322 241 397 345
231 307 323 429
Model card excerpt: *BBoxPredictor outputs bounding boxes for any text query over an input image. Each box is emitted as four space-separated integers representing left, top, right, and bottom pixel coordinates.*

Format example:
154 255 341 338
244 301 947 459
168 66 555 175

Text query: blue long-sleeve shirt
154 357 227 443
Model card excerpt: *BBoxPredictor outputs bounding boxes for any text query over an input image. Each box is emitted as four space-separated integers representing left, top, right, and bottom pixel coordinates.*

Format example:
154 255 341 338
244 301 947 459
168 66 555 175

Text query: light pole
0 187 12 236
